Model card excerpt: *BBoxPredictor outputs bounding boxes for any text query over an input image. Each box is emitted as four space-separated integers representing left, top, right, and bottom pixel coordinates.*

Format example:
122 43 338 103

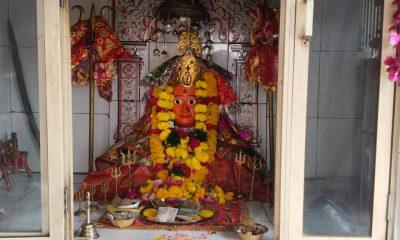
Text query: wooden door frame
3 0 72 239
275 0 396 239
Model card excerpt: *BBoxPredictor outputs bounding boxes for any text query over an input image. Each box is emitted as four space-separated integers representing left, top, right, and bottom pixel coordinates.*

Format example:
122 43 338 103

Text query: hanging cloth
71 16 132 101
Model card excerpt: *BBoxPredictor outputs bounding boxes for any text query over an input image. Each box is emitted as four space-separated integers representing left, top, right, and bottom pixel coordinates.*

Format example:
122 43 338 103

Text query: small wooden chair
2 132 32 178
0 141 12 191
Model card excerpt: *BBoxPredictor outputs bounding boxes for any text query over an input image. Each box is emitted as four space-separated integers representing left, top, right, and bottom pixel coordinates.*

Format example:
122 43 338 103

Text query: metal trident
111 166 122 197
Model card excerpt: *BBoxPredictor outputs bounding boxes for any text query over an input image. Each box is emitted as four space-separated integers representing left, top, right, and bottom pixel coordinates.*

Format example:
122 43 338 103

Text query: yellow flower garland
144 70 232 204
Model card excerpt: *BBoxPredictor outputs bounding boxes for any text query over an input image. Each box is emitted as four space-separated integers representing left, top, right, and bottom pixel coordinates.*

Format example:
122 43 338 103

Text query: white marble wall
0 0 41 172
305 0 370 178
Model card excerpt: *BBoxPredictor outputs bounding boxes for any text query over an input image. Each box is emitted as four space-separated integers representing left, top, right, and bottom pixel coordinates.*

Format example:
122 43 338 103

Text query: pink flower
176 128 189 138
389 32 400 46
188 138 201 149
172 162 191 178
165 178 182 186
384 56 400 82
149 97 157 105
154 163 166 172
126 189 141 199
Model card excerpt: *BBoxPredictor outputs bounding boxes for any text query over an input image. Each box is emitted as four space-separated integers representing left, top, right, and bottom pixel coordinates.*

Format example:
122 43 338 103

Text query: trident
234 150 249 199
111 166 122 197
101 181 110 203
89 184 99 211
74 189 86 216
247 156 263 201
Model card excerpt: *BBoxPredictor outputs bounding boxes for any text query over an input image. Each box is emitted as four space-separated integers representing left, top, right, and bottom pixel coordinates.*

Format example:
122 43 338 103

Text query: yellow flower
169 186 183 198
157 112 174 121
180 136 190 145
143 208 158 220
195 89 208 98
195 80 208 89
191 167 208 183
226 192 234 201
172 175 183 182
176 148 188 159
195 122 207 131
185 157 201 170
194 104 208 113
165 147 176 157
199 209 214 218
154 237 165 240
159 91 174 101
156 170 169 180
157 122 170 130
159 129 171 140
157 99 173 109
195 151 209 162
156 188 169 199
139 180 154 194
152 88 160 98
163 85 173 93
214 185 223 194
195 113 207 122
194 187 205 200
182 190 192 199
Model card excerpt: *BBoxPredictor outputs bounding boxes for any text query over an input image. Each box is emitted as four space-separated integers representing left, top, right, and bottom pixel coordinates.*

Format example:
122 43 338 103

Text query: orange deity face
172 85 197 127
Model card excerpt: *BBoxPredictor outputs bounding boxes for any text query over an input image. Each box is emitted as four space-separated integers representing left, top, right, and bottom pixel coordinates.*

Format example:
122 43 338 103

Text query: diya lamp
74 189 87 217
79 192 99 239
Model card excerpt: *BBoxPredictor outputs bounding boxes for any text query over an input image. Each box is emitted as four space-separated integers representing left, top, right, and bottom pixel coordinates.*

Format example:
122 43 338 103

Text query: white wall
305 0 370 178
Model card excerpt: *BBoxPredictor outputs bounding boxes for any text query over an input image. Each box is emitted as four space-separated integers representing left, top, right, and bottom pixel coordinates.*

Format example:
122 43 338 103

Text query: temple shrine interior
0 0 388 239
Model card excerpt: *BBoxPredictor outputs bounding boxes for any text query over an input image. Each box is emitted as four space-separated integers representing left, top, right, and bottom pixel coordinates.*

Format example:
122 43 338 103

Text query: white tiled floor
0 173 42 232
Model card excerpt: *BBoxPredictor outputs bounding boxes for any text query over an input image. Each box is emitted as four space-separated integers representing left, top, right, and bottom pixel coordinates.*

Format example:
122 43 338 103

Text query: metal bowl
150 197 201 210
236 223 269 240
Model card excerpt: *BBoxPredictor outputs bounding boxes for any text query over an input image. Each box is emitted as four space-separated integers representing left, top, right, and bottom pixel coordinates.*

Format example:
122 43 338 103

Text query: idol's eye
174 99 182 105
188 99 197 105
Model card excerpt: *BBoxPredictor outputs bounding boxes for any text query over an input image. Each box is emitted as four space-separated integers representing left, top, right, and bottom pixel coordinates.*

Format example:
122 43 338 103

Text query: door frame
4 0 72 239
275 0 396 239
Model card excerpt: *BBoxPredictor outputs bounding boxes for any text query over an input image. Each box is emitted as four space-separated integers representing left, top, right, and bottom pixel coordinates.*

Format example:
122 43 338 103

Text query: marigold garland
141 70 233 205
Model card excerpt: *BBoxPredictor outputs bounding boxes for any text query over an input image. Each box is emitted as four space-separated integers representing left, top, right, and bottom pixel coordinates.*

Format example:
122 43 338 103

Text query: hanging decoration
71 6 132 101
244 4 279 92
71 4 132 172
384 1 400 82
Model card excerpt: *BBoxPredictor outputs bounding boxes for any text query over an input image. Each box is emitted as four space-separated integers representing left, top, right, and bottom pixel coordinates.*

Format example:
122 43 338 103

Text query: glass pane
303 0 383 236
0 0 48 236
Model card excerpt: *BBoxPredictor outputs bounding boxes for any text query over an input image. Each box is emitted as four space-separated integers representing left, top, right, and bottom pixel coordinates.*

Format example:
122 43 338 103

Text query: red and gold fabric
244 4 279 92
70 16 132 101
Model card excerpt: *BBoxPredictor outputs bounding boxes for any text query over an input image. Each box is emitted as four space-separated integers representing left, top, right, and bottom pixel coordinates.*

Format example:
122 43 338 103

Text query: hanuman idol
77 30 269 205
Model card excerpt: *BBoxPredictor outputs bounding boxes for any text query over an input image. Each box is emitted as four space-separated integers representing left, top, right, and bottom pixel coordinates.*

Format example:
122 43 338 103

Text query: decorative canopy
154 0 209 23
